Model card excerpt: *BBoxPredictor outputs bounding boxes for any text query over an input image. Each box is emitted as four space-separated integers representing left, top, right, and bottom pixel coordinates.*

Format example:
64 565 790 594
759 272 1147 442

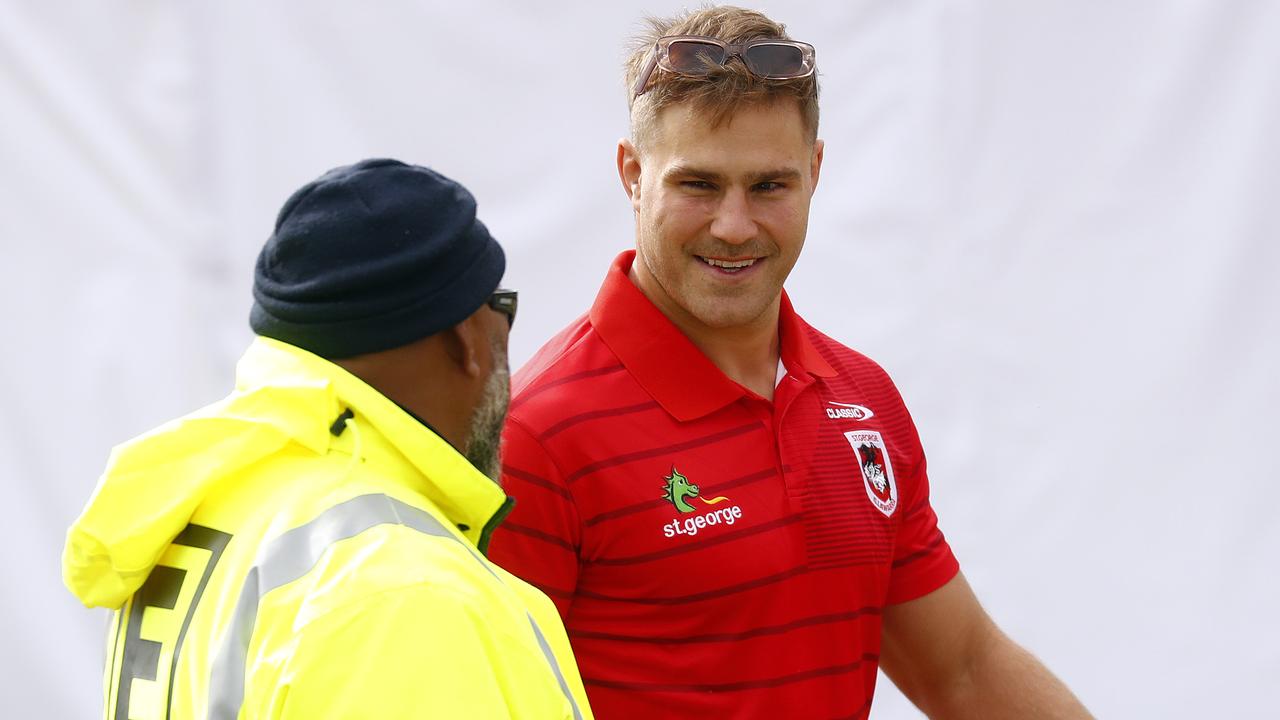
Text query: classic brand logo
661 468 743 538
826 401 874 421
844 430 898 517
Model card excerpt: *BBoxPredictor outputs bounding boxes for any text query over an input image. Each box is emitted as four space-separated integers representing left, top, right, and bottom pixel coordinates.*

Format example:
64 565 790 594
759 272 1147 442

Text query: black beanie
250 158 506 359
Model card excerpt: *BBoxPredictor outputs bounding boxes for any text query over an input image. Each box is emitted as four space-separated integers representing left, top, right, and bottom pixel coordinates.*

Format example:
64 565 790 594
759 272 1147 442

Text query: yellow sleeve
272 584 575 719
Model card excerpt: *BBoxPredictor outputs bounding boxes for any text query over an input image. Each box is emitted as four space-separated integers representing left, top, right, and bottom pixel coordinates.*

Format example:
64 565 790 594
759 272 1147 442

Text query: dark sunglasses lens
744 44 806 78
667 41 725 74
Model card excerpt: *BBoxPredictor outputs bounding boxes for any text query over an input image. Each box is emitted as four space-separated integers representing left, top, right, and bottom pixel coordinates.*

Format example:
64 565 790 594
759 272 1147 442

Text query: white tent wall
3 1 1277 717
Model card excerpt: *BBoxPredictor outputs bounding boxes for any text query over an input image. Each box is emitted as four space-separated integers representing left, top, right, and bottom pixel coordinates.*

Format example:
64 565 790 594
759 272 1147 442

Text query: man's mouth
698 256 758 273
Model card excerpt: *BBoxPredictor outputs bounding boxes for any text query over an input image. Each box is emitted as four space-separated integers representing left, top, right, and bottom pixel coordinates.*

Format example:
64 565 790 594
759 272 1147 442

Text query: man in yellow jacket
62 159 592 719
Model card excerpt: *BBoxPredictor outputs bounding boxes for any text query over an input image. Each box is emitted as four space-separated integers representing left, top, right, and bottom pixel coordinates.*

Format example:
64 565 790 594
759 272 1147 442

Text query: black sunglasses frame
488 288 518 328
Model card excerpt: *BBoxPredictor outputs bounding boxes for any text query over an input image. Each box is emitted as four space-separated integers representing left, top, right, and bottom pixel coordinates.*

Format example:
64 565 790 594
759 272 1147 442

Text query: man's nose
709 189 757 245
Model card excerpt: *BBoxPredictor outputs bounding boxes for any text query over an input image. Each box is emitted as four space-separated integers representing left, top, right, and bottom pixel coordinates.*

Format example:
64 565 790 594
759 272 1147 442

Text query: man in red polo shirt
488 6 1092 718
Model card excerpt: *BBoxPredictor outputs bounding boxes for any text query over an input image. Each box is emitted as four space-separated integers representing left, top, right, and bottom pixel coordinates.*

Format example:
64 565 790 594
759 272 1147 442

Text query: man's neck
684 314 781 401
630 266 783 400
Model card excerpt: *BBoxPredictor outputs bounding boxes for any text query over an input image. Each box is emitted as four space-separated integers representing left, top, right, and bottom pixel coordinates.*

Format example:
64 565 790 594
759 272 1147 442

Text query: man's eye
755 181 783 192
682 180 714 190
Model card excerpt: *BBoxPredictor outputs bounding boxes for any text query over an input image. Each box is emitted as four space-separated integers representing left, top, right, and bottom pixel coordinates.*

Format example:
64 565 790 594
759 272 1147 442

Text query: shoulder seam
513 316 599 395
505 415 582 521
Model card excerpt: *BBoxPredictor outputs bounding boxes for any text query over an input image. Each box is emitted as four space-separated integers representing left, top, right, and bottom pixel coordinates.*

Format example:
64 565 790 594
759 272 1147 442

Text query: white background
3 1 1278 717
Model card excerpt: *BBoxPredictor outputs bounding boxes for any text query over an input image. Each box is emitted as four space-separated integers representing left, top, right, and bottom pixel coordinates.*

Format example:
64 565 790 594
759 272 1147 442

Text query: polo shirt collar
589 250 836 422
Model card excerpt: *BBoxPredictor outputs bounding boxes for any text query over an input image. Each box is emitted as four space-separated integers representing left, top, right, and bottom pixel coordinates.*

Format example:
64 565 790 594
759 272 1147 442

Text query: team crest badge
844 430 898 517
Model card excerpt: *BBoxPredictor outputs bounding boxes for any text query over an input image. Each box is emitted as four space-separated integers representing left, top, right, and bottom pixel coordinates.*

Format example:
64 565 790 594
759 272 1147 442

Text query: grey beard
464 341 511 484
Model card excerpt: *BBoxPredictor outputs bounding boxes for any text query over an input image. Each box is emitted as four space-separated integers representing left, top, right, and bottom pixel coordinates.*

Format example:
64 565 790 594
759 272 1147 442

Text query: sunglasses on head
487 288 518 328
633 34 817 98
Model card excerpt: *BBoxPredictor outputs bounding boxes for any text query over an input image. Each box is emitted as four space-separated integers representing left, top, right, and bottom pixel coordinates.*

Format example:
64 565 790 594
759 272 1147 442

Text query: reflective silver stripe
528 616 585 720
206 493 583 720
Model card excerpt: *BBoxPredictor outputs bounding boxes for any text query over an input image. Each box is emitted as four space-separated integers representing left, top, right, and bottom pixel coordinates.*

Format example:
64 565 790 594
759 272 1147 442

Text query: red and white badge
844 430 898 517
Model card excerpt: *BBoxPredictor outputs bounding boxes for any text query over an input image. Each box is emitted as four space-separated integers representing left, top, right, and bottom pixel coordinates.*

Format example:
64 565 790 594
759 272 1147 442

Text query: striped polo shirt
488 250 959 719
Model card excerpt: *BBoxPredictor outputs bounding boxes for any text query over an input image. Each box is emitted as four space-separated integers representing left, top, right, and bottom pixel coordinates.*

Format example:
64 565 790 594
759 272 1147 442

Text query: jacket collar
239 338 510 547
589 250 835 422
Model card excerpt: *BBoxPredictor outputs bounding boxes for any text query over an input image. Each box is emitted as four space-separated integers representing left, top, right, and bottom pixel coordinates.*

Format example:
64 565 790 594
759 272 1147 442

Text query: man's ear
443 315 485 379
809 138 825 196
617 138 643 211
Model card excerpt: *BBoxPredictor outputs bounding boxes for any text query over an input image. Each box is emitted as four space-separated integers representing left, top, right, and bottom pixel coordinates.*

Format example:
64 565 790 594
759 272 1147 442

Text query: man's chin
463 398 506 485
686 298 776 329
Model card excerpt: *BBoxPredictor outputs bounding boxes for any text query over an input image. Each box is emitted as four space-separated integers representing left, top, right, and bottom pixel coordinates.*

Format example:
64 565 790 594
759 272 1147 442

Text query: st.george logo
844 430 898 517
660 468 743 537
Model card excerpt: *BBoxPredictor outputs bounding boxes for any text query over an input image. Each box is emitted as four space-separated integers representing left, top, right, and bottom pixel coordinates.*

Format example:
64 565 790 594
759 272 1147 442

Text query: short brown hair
624 5 820 145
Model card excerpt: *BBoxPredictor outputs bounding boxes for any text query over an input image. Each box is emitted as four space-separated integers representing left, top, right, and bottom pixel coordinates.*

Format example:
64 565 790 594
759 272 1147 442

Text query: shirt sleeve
885 425 961 605
485 416 582 619
275 585 574 719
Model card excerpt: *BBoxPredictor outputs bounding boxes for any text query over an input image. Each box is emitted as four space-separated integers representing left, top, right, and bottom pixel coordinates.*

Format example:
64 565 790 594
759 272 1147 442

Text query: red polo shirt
488 250 959 719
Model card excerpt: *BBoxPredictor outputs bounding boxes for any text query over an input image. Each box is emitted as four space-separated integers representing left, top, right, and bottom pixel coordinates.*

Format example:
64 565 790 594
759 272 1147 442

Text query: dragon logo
662 468 701 513
662 468 728 514
859 444 889 494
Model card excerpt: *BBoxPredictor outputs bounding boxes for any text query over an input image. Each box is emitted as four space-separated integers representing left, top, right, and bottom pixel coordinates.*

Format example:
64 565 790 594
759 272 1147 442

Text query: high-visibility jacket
63 337 592 720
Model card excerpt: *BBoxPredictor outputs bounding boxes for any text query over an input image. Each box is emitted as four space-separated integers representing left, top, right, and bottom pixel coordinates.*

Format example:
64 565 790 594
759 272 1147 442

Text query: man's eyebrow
663 165 726 183
662 166 803 183
751 168 802 183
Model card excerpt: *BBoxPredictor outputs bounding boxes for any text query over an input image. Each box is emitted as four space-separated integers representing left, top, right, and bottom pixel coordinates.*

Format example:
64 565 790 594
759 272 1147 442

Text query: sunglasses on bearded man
487 288 518 328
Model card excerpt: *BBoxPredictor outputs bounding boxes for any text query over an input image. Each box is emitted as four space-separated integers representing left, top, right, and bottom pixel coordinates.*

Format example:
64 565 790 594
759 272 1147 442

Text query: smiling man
487 6 1091 719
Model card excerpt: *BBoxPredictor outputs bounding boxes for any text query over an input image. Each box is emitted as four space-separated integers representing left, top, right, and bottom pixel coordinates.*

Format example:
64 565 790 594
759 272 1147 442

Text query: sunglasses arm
632 47 661 98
